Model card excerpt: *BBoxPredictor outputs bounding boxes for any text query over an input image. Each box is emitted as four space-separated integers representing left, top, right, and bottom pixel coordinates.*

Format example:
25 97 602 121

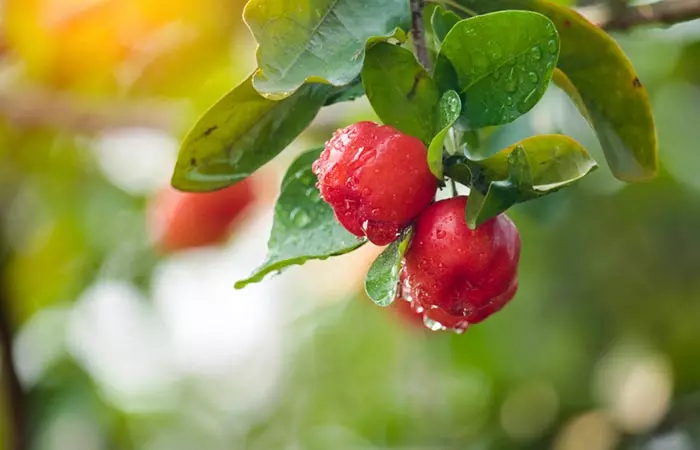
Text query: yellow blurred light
554 411 620 450
4 0 240 93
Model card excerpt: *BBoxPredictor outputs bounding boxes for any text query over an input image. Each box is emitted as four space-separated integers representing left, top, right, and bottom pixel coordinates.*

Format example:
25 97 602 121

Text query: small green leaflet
452 134 597 228
430 5 461 48
427 90 462 179
365 229 413 307
235 148 366 288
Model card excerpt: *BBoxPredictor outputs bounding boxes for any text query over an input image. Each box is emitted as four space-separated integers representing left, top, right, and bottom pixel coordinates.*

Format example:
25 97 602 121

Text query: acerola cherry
313 121 437 246
399 196 521 332
148 178 255 253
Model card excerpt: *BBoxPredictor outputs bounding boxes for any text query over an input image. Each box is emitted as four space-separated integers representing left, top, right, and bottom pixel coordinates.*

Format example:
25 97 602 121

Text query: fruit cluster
313 122 521 332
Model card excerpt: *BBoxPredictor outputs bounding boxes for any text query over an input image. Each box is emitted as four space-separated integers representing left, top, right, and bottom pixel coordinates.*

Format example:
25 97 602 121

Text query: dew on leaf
505 96 514 106
528 72 539 84
504 78 518 94
547 39 558 54
290 208 311 227
487 41 503 60
530 46 542 61
473 52 489 70
517 89 539 113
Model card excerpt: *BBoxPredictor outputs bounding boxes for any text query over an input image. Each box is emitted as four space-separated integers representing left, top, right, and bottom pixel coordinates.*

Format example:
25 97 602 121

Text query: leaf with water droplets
428 90 462 179
446 134 597 228
235 148 366 289
365 229 412 307
245 0 410 99
430 5 461 48
434 11 559 129
172 75 332 192
454 0 657 182
362 42 440 144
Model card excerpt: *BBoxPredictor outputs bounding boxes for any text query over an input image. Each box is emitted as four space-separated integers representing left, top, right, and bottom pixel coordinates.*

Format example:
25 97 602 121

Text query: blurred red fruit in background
148 178 255 253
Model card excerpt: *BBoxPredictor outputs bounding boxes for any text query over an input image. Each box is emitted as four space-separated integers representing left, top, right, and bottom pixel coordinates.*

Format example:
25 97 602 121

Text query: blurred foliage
0 1 699 450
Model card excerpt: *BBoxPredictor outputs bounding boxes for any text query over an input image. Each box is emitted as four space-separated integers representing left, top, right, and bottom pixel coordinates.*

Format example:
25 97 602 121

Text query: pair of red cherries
313 122 521 332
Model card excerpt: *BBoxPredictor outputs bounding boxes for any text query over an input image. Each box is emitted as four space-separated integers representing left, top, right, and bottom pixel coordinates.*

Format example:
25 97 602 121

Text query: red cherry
313 121 437 246
399 196 521 332
148 178 255 253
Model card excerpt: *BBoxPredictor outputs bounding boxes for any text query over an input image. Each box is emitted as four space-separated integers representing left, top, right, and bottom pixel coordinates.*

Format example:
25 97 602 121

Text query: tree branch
0 241 27 450
580 0 700 30
410 0 432 71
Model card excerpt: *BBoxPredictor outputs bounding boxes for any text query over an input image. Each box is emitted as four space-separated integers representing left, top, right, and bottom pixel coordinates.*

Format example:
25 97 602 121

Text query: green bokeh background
1 1 700 449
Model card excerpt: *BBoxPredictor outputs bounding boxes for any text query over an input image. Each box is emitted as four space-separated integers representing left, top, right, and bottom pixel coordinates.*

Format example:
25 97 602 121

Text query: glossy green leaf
172 75 330 192
479 135 598 191
435 11 559 129
324 77 365 106
450 134 597 228
245 0 410 98
455 0 657 181
428 90 462 179
365 229 412 307
235 149 366 288
362 43 440 143
431 5 461 48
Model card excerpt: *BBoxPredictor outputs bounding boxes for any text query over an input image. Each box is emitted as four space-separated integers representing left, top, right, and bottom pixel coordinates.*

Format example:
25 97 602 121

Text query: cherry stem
410 0 432 71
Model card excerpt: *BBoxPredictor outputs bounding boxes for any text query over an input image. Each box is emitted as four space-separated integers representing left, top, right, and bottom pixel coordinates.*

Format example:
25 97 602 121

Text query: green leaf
172 75 331 192
428 90 462 179
362 42 440 143
324 77 365 106
235 149 366 288
454 0 657 181
435 11 559 129
364 229 412 307
451 134 597 228
430 5 461 48
245 0 411 98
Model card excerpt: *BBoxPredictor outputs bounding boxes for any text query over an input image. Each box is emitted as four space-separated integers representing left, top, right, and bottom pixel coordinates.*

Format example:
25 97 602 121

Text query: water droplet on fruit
290 208 311 228
423 316 446 331
527 72 539 84
451 322 469 334
547 39 558 54
530 46 542 61
436 229 446 239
